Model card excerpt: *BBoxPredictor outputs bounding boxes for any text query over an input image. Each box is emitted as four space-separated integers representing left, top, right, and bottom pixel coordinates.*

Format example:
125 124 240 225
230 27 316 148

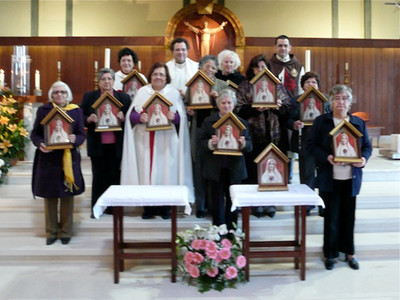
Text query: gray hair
199 55 218 69
217 49 241 71
98 68 115 82
329 84 353 109
215 88 237 107
48 81 73 102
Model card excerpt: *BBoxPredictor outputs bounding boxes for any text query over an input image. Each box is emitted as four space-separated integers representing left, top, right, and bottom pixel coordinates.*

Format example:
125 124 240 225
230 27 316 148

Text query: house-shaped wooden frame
226 80 238 93
185 70 215 110
212 111 246 156
92 92 123 132
329 119 363 163
142 91 173 132
40 105 74 150
254 143 290 191
249 67 281 109
121 69 147 100
296 86 328 126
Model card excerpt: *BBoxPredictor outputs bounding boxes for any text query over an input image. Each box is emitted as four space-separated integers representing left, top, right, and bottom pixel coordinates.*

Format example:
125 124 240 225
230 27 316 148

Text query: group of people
31 34 372 272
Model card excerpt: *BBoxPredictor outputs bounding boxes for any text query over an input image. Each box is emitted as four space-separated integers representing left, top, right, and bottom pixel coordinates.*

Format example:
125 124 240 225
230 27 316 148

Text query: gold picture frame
329 120 363 163
92 92 123 132
142 91 173 132
186 70 214 110
249 68 281 109
296 86 328 126
121 69 147 101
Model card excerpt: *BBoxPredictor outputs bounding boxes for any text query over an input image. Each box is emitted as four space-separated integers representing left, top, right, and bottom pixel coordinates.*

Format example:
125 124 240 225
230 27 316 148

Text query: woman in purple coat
31 81 86 246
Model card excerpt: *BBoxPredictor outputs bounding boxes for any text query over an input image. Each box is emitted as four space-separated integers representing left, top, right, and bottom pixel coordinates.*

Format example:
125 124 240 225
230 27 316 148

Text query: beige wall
0 0 398 39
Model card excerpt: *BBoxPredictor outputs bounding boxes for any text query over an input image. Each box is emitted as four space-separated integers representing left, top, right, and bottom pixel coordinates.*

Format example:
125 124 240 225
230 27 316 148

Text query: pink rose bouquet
176 224 247 293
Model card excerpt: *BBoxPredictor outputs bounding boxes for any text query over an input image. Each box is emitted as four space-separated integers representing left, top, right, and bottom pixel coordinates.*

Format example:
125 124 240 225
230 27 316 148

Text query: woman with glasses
235 54 291 218
81 68 131 217
185 55 229 218
307 84 372 271
121 62 193 220
31 81 86 245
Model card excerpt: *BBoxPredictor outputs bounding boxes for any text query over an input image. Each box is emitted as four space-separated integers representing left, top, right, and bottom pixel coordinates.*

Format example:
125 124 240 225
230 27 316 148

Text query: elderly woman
235 54 291 218
307 84 372 271
121 62 193 220
287 71 330 216
31 81 86 245
198 89 252 230
113 47 147 92
215 49 246 85
185 55 228 218
81 68 131 217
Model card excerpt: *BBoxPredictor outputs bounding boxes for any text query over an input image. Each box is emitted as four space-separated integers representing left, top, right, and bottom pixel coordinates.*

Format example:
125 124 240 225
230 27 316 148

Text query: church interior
0 1 399 299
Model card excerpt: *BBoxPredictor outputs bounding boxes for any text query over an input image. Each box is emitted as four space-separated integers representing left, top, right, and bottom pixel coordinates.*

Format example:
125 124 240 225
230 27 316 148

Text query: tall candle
35 70 40 90
57 61 61 71
104 48 110 68
305 50 311 72
138 60 141 71
345 62 349 71
95 61 98 70
0 69 4 86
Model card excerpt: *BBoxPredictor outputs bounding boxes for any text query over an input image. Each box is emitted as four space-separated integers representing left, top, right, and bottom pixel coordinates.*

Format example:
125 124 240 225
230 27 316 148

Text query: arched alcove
165 4 245 64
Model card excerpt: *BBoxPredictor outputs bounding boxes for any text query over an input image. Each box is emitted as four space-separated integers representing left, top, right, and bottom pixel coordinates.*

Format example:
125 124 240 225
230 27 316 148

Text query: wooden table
93 185 191 284
230 184 324 281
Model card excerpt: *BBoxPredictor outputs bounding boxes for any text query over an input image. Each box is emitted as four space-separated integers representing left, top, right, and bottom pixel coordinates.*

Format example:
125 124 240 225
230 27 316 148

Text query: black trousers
90 144 121 209
319 180 356 259
209 168 238 231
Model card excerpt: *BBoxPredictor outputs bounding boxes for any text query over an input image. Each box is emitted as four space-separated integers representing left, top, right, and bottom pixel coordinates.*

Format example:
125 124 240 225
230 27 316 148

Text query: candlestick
305 50 311 72
0 69 4 86
95 61 98 70
104 48 110 68
57 61 61 71
35 70 40 90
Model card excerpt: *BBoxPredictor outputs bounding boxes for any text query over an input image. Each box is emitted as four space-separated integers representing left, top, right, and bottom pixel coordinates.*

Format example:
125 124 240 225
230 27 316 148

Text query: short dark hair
148 62 172 85
300 71 321 89
275 35 291 45
245 54 269 80
117 47 138 65
170 37 190 51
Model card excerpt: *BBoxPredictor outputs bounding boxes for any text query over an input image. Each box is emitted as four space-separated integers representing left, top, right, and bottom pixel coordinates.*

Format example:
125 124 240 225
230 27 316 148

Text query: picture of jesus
255 79 274 103
302 97 320 120
335 132 357 157
49 119 69 144
192 81 210 104
149 103 168 126
261 158 283 184
99 102 118 126
217 124 238 149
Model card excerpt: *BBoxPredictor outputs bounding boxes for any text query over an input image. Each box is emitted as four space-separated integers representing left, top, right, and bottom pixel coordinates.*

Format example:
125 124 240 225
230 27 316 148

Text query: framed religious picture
226 80 238 93
142 91 173 131
329 120 363 163
121 69 147 101
254 143 290 191
40 105 74 150
249 67 281 109
186 70 214 109
296 86 328 126
92 92 123 132
212 112 246 156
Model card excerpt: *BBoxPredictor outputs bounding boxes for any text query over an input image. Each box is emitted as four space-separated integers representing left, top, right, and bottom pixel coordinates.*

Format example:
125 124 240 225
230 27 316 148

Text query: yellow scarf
52 102 80 192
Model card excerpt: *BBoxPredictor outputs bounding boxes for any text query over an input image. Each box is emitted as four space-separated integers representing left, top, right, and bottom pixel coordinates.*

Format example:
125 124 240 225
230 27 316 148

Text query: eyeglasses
151 73 166 78
333 96 349 102
52 91 68 95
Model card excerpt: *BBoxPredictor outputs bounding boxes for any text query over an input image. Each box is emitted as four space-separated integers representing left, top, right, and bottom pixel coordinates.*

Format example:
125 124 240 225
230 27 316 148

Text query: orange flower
0 140 13 154
7 124 18 132
4 107 17 114
19 128 29 137
0 116 10 125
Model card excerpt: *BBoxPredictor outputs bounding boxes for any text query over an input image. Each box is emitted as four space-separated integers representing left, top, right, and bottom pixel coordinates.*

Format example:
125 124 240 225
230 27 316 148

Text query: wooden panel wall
0 37 398 134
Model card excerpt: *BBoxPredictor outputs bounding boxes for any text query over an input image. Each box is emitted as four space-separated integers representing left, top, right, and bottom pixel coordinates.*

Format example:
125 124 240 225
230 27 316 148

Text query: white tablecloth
230 184 324 211
93 185 192 218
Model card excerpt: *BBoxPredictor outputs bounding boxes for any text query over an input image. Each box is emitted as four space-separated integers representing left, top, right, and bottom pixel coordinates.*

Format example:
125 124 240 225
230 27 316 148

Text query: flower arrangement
176 224 247 293
0 86 30 182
